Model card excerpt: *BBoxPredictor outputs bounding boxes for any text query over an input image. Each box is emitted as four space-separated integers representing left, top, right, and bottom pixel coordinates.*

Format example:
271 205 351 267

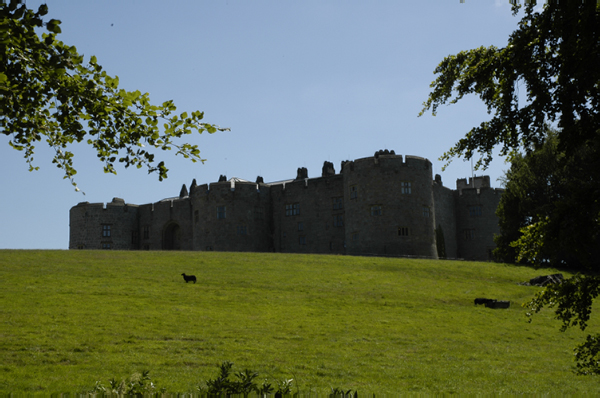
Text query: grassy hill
0 250 598 394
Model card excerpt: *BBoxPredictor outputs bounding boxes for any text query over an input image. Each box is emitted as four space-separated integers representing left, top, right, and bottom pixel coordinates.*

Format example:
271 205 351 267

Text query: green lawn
0 250 598 394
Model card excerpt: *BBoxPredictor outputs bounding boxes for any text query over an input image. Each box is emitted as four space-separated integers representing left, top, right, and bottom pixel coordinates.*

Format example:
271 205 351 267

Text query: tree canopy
420 1 599 171
421 1 600 374
0 0 228 192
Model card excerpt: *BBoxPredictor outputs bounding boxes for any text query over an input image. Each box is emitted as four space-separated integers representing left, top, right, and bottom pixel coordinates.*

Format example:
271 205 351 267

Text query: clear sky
1 0 525 249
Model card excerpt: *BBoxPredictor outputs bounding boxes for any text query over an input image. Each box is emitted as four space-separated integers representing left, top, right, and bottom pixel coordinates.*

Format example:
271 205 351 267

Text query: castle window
350 185 358 200
285 203 300 216
299 235 307 245
423 206 430 218
217 206 226 219
398 227 410 236
237 226 247 235
102 224 111 238
333 215 344 227
131 230 138 245
352 232 359 241
194 210 200 223
401 182 412 194
102 243 111 250
464 229 475 240
332 197 344 210
298 222 304 231
370 205 382 216
143 226 150 240
468 205 482 217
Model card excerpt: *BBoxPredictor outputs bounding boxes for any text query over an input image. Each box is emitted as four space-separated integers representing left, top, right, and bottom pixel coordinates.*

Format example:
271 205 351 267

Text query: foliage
525 274 600 374
493 129 600 269
421 0 600 374
0 0 228 191
89 370 165 396
419 1 599 170
329 387 357 398
199 361 295 397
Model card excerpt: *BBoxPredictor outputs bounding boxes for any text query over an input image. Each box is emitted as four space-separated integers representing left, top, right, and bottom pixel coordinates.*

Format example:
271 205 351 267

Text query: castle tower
341 151 437 257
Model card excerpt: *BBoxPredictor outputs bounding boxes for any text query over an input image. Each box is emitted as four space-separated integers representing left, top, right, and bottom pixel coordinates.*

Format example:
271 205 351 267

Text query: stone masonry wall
271 174 345 254
432 176 458 259
455 186 503 261
191 180 272 252
342 154 437 257
69 198 138 250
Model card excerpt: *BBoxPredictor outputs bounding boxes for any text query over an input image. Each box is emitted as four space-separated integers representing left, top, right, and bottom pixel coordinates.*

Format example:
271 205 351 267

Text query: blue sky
1 0 524 249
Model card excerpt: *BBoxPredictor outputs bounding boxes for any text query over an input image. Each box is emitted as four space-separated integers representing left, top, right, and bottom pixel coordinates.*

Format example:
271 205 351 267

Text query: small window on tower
285 203 300 216
468 205 482 217
401 182 412 194
333 215 344 227
102 224 111 237
332 197 344 210
398 227 409 236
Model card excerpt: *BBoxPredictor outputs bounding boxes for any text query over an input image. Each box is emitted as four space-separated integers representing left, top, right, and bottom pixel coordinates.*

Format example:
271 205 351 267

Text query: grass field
1 250 598 394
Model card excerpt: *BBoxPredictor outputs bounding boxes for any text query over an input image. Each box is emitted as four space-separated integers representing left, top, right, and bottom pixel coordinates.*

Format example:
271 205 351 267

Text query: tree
420 1 600 373
494 129 600 269
1 0 228 192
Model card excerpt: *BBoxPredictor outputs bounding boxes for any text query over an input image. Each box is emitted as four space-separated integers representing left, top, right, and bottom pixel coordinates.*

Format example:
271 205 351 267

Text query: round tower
341 151 437 257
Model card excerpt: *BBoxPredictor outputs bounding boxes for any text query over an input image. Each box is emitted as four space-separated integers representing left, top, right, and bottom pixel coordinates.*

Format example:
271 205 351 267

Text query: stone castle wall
191 180 272 252
271 174 345 254
68 151 504 261
69 198 139 250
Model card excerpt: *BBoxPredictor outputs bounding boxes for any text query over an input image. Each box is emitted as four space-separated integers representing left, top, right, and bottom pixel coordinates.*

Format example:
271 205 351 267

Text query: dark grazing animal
181 273 197 284
474 298 495 306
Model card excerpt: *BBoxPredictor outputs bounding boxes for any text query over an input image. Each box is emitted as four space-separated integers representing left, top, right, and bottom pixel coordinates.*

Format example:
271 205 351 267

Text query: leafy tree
1 0 228 192
420 1 600 373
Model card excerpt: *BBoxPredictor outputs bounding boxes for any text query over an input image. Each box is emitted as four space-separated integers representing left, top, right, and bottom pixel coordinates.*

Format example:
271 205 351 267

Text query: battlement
205 178 261 194
457 176 490 191
458 186 504 196
342 151 432 173
73 197 139 210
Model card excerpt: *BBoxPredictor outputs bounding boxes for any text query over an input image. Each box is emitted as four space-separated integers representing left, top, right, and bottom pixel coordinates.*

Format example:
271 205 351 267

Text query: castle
69 150 504 261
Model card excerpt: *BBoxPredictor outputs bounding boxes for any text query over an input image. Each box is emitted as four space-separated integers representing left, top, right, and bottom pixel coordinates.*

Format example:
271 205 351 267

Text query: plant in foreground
88 370 165 396
199 361 295 397
329 387 357 398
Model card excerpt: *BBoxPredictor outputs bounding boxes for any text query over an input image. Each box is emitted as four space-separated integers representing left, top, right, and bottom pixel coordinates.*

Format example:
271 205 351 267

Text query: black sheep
181 273 197 283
